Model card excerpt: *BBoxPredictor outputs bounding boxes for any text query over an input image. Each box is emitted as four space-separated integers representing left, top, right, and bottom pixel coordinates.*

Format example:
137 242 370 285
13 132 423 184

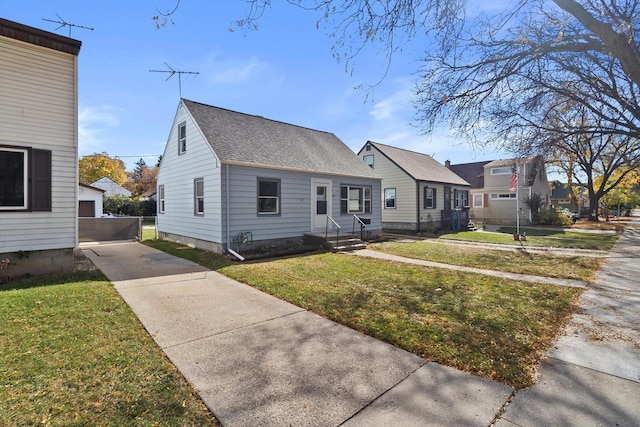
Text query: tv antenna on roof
42 14 94 37
149 63 199 97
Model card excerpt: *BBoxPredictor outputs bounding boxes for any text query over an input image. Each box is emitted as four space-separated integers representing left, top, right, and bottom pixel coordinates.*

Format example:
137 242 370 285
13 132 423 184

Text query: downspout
416 180 421 233
225 164 245 261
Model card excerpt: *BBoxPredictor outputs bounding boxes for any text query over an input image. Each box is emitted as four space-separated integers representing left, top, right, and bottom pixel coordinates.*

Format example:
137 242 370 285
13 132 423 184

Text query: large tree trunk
588 193 600 221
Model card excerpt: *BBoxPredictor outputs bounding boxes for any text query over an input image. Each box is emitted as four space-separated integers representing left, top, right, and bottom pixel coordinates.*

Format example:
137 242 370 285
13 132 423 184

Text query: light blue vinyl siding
156 103 223 243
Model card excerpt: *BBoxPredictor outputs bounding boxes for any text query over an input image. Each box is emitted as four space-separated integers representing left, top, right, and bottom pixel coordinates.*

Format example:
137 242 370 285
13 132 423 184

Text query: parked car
558 208 580 222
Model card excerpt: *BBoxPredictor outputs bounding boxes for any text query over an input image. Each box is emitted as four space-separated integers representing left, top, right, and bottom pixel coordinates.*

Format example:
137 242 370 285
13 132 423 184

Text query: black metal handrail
325 215 340 244
352 214 366 240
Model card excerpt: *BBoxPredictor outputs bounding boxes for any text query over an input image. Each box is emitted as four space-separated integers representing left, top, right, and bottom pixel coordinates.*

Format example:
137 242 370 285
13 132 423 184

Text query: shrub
537 209 574 227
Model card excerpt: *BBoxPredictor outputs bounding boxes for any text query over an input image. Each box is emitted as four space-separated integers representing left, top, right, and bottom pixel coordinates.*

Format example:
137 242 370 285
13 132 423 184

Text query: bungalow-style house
156 99 382 256
0 18 81 278
78 183 105 217
91 177 132 197
549 180 588 214
450 156 550 225
356 141 471 232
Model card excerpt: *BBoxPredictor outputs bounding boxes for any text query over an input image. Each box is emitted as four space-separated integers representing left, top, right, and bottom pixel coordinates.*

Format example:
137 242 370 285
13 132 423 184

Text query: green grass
369 240 603 281
142 224 156 241
0 270 217 426
210 252 580 389
144 239 234 270
439 229 618 250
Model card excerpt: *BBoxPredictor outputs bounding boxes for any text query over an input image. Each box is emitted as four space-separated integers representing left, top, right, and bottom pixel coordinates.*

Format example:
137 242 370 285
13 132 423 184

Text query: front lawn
216 252 580 389
369 240 603 281
440 228 618 250
0 270 217 426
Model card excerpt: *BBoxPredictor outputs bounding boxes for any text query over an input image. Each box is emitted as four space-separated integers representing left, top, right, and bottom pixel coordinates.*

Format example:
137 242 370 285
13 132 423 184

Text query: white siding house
0 18 81 278
357 141 471 232
90 177 132 197
450 156 550 225
78 183 105 217
157 99 382 255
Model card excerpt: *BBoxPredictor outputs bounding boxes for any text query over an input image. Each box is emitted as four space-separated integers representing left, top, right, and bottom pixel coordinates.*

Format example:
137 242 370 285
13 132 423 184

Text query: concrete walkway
82 213 640 426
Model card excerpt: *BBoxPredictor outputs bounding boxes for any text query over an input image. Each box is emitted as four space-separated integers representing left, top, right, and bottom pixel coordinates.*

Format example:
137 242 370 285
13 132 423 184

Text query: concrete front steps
304 232 366 252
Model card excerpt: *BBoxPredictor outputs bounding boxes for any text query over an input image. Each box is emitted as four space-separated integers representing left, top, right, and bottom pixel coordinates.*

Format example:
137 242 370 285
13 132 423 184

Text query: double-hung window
0 146 51 211
363 155 374 169
194 178 204 215
158 185 165 214
424 187 436 209
340 185 371 214
384 188 396 209
257 178 280 215
454 189 469 208
178 122 186 155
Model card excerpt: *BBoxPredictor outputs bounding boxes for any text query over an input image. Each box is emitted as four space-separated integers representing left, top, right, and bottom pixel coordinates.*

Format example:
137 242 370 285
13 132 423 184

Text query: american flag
509 166 518 192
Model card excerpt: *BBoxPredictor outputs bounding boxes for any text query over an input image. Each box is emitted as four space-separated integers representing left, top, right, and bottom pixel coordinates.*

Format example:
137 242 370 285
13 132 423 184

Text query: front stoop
304 233 367 252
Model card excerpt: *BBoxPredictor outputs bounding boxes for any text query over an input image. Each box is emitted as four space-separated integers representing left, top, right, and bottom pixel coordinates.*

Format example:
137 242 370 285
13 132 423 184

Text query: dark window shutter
433 188 437 209
31 149 52 211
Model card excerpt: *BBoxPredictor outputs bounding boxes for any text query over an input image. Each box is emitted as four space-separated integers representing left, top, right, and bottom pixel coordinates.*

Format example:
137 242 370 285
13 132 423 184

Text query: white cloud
78 104 121 154
203 53 269 85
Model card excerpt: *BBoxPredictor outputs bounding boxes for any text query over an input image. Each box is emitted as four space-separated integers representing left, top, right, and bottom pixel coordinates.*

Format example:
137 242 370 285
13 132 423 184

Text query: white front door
312 179 331 231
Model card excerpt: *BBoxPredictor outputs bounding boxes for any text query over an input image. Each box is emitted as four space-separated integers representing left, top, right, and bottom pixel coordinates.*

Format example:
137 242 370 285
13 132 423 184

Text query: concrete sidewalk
82 214 640 426
82 242 512 426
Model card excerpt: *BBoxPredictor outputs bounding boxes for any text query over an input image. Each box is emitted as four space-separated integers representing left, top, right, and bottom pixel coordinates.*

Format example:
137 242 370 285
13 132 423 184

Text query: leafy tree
124 158 158 198
79 153 128 185
524 193 545 224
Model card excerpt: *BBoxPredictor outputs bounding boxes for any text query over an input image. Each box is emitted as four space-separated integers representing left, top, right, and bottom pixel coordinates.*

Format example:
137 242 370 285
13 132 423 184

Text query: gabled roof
0 18 81 55
182 99 379 179
79 182 105 193
448 161 490 189
361 141 469 186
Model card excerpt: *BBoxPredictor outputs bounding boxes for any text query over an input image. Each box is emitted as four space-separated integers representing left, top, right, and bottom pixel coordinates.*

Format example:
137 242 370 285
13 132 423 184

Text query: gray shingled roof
182 99 379 179
366 141 469 186
448 161 490 189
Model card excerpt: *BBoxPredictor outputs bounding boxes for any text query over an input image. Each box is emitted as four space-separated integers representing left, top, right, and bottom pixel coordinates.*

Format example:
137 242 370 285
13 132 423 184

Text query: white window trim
158 184 165 214
363 155 374 169
257 178 281 215
473 193 484 208
491 167 512 175
424 187 436 209
384 188 396 209
178 122 187 155
194 178 204 216
341 185 372 214
490 193 516 200
0 147 28 210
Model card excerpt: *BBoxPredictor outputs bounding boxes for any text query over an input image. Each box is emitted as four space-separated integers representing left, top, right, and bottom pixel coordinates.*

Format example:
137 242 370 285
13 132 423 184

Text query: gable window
424 187 436 209
365 144 371 151
194 178 204 215
491 167 512 175
178 122 187 155
158 185 165 214
258 178 280 215
473 193 484 208
340 185 371 214
454 189 469 208
384 188 396 209
0 146 51 212
363 155 374 169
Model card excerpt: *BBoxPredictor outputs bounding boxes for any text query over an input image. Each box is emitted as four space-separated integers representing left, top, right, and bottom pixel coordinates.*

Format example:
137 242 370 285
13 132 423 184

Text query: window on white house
384 188 396 209
491 193 516 200
491 167 512 175
363 155 374 169
424 187 436 209
178 122 187 155
473 193 484 208
340 185 371 214
258 178 280 215
0 146 51 211
158 185 165 214
194 178 204 215
454 189 469 208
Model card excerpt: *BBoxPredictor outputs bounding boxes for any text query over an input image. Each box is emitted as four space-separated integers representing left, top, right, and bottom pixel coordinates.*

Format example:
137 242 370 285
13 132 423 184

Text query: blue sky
3 0 511 171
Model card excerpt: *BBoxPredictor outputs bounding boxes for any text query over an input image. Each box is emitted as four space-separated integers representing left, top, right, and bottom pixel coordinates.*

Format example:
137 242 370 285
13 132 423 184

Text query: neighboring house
356 141 471 232
91 177 132 197
549 181 588 215
156 99 382 255
78 183 105 217
450 156 550 225
0 18 81 278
